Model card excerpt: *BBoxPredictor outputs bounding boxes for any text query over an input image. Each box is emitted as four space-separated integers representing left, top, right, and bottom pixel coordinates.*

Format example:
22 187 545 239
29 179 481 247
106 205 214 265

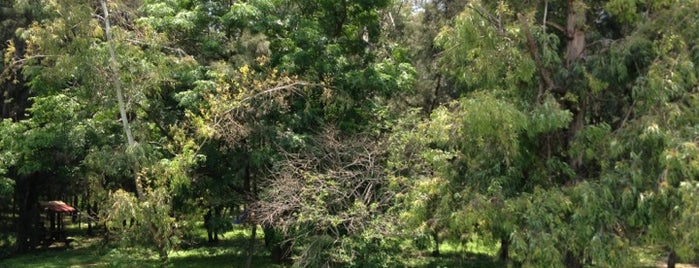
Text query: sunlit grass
402 238 502 268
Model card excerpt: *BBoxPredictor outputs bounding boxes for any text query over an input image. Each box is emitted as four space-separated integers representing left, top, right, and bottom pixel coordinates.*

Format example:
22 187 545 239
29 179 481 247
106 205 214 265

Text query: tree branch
221 81 326 115
518 13 556 96
467 4 504 35
546 21 566 34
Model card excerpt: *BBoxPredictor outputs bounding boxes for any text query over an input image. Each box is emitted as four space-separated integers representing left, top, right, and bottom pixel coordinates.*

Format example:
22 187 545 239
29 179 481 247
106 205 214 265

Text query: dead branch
253 128 388 237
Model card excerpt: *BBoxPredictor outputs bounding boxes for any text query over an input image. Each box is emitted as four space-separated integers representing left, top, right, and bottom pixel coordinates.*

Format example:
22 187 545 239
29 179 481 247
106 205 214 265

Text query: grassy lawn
0 225 285 268
0 225 505 268
0 224 686 267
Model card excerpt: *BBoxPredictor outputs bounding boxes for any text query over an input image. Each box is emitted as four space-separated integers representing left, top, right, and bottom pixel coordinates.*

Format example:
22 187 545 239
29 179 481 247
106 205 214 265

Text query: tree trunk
264 226 292 264
263 226 274 248
498 236 510 262
88 201 96 236
668 249 677 268
245 223 257 268
568 95 586 173
565 0 586 68
431 231 440 257
204 209 214 243
564 0 587 176
72 195 78 223
245 152 258 268
277 240 293 263
15 173 41 253
518 13 555 93
564 250 584 268
99 0 142 199
0 6 32 122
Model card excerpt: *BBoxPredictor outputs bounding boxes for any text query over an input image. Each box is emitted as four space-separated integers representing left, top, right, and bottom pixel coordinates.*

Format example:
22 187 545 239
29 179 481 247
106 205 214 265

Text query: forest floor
0 223 694 267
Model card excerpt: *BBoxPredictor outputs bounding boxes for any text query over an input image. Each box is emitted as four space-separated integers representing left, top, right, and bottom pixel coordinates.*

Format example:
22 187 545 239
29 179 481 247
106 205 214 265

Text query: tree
166 0 415 265
389 0 470 113
404 0 699 266
0 0 29 253
1 0 32 121
3 0 195 261
0 94 93 252
99 0 140 196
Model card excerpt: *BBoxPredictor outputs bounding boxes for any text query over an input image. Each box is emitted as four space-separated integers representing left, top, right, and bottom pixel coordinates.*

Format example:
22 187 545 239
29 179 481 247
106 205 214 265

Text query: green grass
406 239 502 268
0 225 504 268
0 225 679 268
0 226 284 268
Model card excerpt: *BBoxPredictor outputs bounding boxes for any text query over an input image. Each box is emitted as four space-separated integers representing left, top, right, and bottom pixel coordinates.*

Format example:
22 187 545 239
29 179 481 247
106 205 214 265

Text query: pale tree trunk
565 0 586 68
565 0 587 174
100 0 143 198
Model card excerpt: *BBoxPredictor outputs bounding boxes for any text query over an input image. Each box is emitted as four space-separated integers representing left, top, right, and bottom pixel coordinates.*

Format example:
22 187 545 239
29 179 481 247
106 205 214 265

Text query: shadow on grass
170 253 279 268
0 225 284 268
411 251 502 268
169 232 284 268
0 242 109 268
1 225 508 268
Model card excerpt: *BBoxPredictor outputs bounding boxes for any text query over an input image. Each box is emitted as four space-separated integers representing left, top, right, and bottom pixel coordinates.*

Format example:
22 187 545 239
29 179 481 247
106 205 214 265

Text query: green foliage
457 92 526 168
6 0 699 267
527 95 573 136
436 1 536 93
569 123 612 165
605 0 640 23
395 1 699 266
0 94 90 176
105 186 177 264
0 177 14 202
673 181 699 259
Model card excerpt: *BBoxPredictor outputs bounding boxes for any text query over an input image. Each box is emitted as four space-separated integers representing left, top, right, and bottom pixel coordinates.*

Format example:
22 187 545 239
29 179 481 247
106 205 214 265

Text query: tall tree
2 0 195 259
394 0 699 266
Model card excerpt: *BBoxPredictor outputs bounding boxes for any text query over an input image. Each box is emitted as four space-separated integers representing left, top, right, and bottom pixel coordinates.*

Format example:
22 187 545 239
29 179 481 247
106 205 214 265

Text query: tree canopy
2 0 699 267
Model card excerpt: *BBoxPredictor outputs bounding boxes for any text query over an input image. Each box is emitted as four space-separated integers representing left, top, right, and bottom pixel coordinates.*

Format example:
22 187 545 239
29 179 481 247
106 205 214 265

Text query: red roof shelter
45 201 77 213
40 201 78 247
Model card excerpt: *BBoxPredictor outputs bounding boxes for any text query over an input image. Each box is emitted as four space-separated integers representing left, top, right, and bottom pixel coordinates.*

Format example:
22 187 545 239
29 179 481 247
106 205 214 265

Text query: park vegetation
2 0 699 267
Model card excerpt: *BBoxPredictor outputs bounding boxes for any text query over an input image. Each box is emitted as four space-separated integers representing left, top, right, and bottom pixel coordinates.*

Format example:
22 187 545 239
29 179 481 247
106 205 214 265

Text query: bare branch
253 127 388 238
125 38 189 57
